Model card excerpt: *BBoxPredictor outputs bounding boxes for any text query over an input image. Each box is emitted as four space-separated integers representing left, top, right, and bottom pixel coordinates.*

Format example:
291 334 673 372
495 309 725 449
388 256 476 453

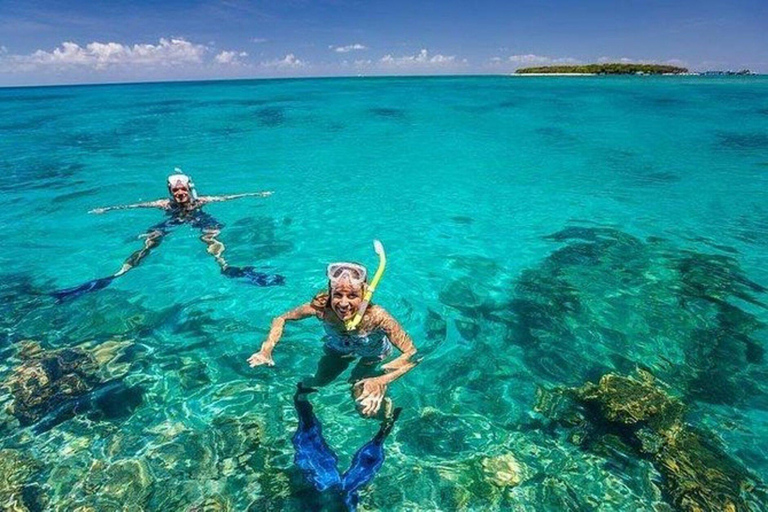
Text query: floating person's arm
248 302 318 367
354 308 419 417
89 199 170 214
198 191 273 205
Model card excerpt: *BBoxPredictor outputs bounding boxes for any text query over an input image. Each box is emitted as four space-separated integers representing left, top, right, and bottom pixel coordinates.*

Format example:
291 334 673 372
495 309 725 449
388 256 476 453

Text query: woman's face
330 282 363 322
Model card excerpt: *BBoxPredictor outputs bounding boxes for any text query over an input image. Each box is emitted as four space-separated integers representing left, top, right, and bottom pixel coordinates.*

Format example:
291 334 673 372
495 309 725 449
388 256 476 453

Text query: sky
0 0 766 86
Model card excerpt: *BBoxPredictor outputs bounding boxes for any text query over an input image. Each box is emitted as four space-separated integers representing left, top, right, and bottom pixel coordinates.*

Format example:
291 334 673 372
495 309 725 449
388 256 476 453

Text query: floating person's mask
167 169 199 201
327 262 367 289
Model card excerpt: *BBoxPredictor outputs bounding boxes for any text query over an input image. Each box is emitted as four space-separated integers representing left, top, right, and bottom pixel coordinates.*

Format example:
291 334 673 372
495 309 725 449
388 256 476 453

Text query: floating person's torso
153 203 224 232
322 323 393 360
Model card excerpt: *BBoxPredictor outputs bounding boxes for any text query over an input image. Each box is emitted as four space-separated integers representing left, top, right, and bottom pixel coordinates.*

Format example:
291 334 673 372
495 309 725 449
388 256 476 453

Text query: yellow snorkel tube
344 240 386 331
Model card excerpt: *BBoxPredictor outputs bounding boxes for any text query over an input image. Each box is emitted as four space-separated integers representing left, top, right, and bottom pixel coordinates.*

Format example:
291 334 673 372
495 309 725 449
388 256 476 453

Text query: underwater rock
450 215 474 225
178 360 211 391
480 453 524 489
207 414 263 475
90 339 136 380
33 379 143 434
431 454 516 510
675 252 766 306
455 319 481 341
424 308 447 343
5 344 100 425
3 341 142 432
188 494 231 512
145 429 216 481
535 475 588 511
256 107 285 127
0 448 41 511
369 107 406 119
225 216 294 260
557 372 766 512
716 132 768 151
81 458 153 507
575 371 684 431
397 407 491 458
438 277 485 315
505 225 768 405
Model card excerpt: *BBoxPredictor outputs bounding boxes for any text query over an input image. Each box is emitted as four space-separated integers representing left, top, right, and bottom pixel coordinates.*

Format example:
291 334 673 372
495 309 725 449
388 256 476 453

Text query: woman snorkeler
248 241 418 418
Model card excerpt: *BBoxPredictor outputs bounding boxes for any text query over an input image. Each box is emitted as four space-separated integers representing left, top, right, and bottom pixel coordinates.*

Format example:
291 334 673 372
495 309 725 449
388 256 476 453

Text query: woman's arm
247 303 317 367
198 192 273 205
376 308 419 382
89 199 169 214
354 307 419 417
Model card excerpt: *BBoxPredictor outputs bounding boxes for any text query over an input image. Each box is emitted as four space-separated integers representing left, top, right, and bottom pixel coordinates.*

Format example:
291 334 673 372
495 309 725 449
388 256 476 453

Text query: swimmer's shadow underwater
292 383 401 512
51 171 285 302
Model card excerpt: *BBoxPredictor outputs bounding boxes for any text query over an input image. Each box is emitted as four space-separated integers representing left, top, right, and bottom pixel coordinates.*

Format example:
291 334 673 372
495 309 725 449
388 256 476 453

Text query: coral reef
538 371 766 511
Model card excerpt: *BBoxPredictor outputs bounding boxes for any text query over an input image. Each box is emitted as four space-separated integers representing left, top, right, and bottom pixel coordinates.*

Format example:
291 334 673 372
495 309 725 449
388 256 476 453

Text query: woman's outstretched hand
248 349 275 367
354 377 388 417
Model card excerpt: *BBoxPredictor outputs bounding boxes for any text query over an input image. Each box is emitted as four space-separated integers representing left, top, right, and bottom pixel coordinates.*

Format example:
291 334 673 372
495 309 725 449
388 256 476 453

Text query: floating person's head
166 170 198 204
327 262 367 322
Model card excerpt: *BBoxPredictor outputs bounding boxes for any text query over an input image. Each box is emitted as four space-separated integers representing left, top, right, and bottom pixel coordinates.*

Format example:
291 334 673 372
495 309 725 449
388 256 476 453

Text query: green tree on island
516 63 689 74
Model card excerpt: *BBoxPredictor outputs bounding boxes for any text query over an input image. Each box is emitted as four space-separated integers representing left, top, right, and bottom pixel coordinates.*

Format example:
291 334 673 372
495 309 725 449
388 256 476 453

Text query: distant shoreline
510 73 596 76
515 63 689 75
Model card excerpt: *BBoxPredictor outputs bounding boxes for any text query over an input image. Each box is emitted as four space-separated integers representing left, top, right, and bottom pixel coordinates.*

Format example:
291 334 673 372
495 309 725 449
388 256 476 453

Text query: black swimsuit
150 204 223 234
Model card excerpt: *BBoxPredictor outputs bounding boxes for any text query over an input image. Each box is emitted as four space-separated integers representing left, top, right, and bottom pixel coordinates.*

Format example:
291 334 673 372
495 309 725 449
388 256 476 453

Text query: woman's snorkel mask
327 240 387 331
167 168 199 202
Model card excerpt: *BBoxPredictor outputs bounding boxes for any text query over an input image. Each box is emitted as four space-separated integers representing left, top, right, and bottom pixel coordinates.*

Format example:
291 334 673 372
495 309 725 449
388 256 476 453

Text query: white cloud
0 46 7 54
251 38 268 44
2 38 209 72
331 43 367 53
505 54 580 66
215 50 248 65
380 49 456 67
261 53 306 69
597 56 688 67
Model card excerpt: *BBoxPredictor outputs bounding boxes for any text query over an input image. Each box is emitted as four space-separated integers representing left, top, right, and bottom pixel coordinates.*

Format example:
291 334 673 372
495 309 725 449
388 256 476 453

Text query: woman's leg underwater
114 229 166 277
201 228 286 287
51 228 165 302
303 349 354 388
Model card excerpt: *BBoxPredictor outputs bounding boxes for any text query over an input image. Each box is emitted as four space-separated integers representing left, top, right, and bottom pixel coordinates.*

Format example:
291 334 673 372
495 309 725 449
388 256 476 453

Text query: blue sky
1 0 766 85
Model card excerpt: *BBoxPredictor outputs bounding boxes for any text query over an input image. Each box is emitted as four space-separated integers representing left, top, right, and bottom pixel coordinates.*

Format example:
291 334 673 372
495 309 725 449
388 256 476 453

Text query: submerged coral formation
0 448 42 511
538 371 766 511
3 340 142 433
5 341 100 426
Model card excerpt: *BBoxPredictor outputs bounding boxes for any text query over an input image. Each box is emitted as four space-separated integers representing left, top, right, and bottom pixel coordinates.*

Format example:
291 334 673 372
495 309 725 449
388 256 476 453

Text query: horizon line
1 71 765 91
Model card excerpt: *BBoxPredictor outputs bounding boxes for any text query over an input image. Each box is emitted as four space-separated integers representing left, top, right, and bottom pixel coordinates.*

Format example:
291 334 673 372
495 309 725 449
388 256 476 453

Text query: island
515 63 689 75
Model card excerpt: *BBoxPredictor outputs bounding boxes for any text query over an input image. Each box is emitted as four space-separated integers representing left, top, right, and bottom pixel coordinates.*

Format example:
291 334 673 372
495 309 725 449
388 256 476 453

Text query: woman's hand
353 377 388 417
247 349 275 367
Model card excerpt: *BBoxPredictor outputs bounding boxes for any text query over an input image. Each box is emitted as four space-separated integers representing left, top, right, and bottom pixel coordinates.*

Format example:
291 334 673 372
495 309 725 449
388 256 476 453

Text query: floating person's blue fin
292 383 342 492
51 275 116 302
222 265 285 286
341 407 402 511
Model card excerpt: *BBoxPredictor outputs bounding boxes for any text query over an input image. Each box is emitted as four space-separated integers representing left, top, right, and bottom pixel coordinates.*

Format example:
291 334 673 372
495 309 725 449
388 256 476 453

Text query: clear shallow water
1 76 767 510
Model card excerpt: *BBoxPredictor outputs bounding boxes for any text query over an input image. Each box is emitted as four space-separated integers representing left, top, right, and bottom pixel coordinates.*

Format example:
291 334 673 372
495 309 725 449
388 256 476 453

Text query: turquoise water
1 76 768 510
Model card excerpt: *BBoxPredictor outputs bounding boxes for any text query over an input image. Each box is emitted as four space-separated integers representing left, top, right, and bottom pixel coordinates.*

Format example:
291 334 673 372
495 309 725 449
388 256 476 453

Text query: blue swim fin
51 275 116 302
222 266 285 286
341 408 402 510
292 383 342 492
